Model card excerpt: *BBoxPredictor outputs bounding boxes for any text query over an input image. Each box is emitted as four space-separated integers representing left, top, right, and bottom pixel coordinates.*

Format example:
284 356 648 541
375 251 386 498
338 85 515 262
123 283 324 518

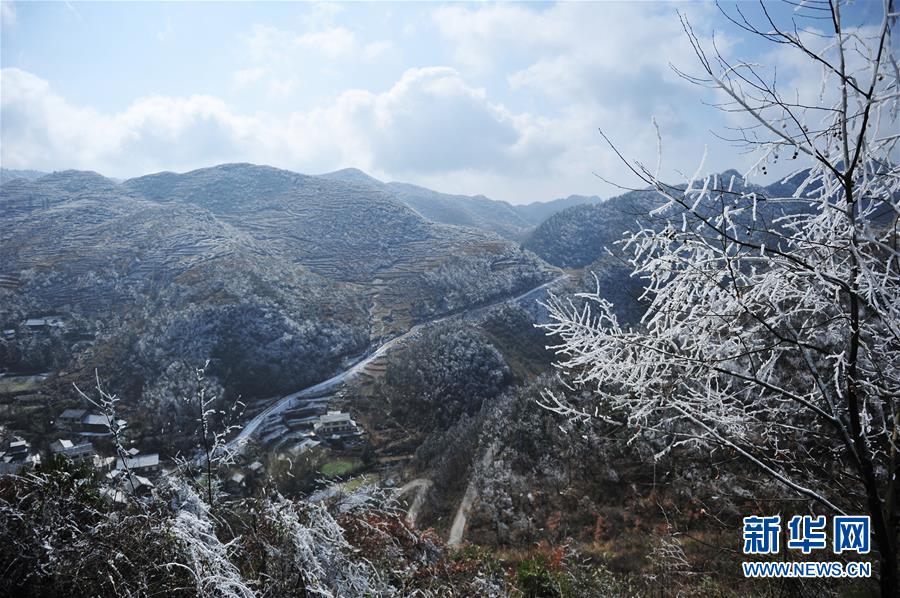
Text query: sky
0 1 888 203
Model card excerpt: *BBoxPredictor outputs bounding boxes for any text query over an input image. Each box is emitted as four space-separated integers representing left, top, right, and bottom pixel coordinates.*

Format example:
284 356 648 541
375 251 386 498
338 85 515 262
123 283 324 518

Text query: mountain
521 170 819 324
522 170 815 270
319 168 531 239
319 168 602 240
515 194 603 223
522 189 661 269
123 164 554 328
1 169 372 418
1 165 554 429
0 168 47 185
384 182 533 240
319 167 384 187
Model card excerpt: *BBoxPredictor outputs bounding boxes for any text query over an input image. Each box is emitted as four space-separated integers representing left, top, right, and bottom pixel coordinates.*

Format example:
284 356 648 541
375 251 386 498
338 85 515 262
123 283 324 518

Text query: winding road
226 273 567 451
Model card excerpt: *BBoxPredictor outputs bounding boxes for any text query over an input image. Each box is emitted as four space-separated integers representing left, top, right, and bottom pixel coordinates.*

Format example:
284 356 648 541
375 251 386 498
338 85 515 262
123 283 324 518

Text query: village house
55 408 126 437
103 470 155 501
115 452 160 475
23 316 66 331
49 439 95 466
226 471 246 494
56 408 88 431
313 410 361 440
0 437 41 475
80 413 116 435
291 438 321 456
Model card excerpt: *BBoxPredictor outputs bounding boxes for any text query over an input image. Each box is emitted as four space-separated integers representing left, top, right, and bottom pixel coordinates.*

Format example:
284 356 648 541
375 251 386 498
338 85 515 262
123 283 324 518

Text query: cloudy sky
0 1 885 203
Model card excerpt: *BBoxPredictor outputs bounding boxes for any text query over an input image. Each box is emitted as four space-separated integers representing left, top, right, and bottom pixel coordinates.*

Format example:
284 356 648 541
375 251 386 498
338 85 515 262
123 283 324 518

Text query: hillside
522 189 661 269
124 164 555 333
0 168 47 185
522 170 819 269
0 166 554 429
515 193 603 223
319 168 602 240
0 171 372 430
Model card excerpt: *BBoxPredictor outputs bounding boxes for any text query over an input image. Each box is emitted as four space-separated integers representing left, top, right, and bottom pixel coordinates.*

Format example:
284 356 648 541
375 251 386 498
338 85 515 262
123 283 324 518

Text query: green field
319 458 363 478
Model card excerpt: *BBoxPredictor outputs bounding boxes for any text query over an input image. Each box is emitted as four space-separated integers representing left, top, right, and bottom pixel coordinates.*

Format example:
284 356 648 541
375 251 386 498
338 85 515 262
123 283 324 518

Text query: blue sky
0 1 886 203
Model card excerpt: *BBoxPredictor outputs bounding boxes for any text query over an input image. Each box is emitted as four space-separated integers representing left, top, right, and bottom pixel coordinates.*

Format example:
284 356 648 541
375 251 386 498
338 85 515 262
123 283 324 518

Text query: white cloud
1 68 263 175
301 2 344 30
0 66 561 197
243 24 379 63
3 2 813 203
363 40 393 61
428 2 748 192
267 77 299 99
231 67 269 89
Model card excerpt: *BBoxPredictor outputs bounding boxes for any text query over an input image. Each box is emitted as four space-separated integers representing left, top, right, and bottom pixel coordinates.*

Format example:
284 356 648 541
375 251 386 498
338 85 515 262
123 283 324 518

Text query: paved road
226 273 568 451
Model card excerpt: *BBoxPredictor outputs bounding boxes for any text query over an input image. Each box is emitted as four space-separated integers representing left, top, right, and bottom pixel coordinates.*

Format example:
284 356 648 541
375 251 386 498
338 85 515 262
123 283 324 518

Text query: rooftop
58 408 88 420
318 411 353 424
116 453 159 470
82 414 110 426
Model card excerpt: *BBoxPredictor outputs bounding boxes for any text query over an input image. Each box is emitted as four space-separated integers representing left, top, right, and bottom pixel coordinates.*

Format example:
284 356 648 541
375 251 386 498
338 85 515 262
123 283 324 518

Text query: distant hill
521 170 819 324
0 168 48 185
522 170 814 270
1 169 371 404
515 194 603 223
123 165 552 303
522 189 661 269
319 168 602 240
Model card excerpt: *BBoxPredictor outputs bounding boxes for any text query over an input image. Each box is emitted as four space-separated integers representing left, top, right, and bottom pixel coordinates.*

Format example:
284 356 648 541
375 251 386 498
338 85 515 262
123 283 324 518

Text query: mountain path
396 478 433 527
448 443 497 547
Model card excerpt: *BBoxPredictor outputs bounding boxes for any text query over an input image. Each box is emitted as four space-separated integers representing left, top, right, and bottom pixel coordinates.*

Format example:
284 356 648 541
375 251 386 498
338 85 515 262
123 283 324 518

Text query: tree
181 362 243 506
540 2 899 594
74 371 142 503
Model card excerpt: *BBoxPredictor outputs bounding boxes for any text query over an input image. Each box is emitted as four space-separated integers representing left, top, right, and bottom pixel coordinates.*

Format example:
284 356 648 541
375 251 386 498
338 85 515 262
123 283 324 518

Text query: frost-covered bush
0 457 514 597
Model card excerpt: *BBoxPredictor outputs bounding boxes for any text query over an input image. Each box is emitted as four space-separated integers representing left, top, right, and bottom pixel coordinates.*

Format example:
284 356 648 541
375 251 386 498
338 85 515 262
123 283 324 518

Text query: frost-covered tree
380 324 510 430
541 2 899 593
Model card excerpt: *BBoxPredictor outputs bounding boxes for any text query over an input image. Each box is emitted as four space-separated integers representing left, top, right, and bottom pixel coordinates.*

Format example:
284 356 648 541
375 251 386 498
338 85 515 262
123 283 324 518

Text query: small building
50 439 94 466
115 453 160 475
313 411 360 440
0 437 40 475
56 409 88 431
56 409 125 436
23 316 66 331
81 413 112 435
102 471 155 501
130 475 155 496
291 438 322 456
